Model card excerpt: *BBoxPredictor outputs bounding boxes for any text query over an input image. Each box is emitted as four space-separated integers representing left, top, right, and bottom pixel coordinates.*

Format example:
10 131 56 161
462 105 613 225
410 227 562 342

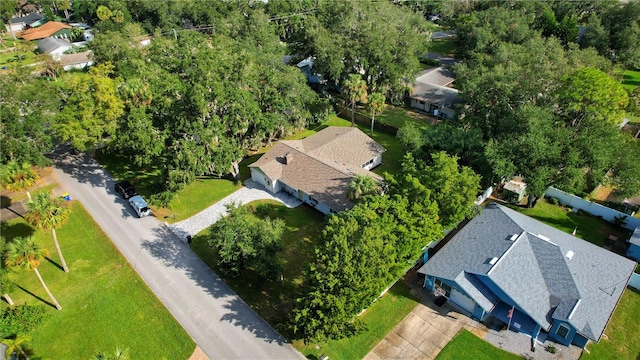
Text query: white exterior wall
410 98 428 111
250 168 280 194
7 23 25 33
362 154 383 170
49 45 72 60
63 61 94 71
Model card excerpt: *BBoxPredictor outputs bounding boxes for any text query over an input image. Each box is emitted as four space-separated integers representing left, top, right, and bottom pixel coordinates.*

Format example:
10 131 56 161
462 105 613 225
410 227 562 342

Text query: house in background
418 203 635 349
410 66 461 119
5 13 44 33
37 37 72 60
249 127 385 215
626 227 640 261
19 21 71 41
60 51 94 71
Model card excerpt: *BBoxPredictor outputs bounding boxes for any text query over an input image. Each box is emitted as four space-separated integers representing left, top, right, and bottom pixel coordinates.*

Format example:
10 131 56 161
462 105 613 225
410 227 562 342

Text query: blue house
626 227 640 261
418 203 635 348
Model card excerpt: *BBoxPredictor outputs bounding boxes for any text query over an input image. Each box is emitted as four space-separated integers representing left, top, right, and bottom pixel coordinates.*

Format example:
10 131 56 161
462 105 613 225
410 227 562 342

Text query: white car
128 195 151 218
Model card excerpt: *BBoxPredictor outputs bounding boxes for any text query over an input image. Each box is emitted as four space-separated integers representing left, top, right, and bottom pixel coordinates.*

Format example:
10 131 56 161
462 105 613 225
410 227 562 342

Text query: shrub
0 304 47 338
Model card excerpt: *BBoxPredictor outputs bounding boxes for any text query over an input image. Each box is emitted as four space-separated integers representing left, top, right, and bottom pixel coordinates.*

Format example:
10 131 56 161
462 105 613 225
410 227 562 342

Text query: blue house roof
418 203 636 342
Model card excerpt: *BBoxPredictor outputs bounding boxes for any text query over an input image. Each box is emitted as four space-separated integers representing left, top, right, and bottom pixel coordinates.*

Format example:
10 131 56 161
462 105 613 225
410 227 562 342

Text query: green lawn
375 105 433 132
428 37 458 57
295 281 420 360
436 329 524 360
95 151 241 223
189 200 327 335
1 202 195 359
582 289 640 360
622 70 640 91
510 200 631 247
189 199 419 359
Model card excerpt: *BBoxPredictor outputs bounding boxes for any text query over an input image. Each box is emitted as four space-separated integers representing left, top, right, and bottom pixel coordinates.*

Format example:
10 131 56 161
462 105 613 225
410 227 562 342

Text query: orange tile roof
19 21 70 41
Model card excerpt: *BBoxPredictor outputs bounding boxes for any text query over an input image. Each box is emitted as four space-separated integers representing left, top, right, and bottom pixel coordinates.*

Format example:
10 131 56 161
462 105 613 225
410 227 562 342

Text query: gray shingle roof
418 203 635 342
9 13 43 25
37 37 71 53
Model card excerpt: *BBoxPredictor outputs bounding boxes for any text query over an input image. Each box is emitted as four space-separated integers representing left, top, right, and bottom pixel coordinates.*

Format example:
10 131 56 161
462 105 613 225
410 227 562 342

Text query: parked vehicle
115 181 136 199
128 195 151 218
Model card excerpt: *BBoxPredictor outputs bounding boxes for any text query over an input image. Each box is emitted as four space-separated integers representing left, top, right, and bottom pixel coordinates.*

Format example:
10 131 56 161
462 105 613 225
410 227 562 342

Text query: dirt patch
188 346 209 360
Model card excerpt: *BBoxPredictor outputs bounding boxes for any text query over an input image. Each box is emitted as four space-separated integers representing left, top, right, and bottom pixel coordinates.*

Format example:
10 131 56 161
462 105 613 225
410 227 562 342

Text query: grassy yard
510 199 631 247
295 281 420 360
622 69 640 91
375 105 433 132
1 202 194 359
582 289 640 360
189 200 328 335
189 200 419 359
95 151 242 223
436 330 524 360
428 37 458 57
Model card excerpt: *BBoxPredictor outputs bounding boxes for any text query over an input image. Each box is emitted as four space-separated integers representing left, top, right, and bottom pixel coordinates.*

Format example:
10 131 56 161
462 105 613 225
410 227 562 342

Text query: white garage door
449 289 475 314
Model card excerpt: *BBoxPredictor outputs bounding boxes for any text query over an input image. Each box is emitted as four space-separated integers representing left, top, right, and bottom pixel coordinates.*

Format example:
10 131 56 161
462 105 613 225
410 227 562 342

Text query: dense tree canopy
207 203 284 280
288 0 431 94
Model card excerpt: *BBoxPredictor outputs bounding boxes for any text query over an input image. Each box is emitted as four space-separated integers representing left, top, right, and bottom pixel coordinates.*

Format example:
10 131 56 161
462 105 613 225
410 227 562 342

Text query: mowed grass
582 289 640 360
190 200 420 360
435 329 523 360
510 199 630 247
375 105 433 132
189 200 327 336
622 69 640 91
95 151 241 223
428 37 458 57
295 281 420 360
1 202 195 359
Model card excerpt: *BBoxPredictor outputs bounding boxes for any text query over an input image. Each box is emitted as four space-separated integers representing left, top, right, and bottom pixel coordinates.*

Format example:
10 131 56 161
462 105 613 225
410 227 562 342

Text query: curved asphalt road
52 150 304 360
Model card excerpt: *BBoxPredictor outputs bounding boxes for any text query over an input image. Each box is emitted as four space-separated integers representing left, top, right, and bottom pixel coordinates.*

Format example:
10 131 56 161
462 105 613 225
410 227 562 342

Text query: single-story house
5 13 44 33
19 21 71 41
626 227 640 261
37 37 72 60
60 51 94 71
410 67 461 119
249 126 385 215
418 202 635 348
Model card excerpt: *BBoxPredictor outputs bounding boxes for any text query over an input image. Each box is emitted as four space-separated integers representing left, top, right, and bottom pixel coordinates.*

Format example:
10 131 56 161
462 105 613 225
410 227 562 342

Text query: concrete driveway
51 149 304 360
364 273 488 360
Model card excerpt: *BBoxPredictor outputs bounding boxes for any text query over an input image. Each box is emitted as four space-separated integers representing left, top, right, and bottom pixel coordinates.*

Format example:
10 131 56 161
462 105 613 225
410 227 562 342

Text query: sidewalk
169 179 302 242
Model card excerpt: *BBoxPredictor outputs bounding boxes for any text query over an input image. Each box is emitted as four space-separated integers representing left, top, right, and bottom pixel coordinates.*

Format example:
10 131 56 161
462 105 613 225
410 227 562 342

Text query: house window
556 324 571 339
434 278 451 297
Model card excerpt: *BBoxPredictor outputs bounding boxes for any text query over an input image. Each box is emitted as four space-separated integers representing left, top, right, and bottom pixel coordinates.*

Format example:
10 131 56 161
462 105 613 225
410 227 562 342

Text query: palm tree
26 192 71 273
343 74 368 127
367 92 387 136
92 347 129 360
347 175 381 202
4 236 62 310
1 161 39 202
1 333 31 360
0 236 16 306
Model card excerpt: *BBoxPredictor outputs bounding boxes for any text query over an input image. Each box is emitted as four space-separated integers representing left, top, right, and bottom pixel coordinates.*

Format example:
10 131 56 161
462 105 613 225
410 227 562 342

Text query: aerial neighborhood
1 1 640 360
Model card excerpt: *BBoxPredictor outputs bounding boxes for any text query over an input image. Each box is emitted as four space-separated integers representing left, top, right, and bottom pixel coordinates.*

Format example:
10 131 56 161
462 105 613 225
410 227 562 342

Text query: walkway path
169 179 302 242
364 272 489 360
51 149 305 360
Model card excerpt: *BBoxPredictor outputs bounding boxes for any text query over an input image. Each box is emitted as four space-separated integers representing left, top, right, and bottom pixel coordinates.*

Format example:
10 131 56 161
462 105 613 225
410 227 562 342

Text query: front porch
485 301 540 337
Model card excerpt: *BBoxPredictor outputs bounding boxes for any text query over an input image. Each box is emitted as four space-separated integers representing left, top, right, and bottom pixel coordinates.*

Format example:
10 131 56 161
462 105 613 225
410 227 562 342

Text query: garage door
449 289 475 314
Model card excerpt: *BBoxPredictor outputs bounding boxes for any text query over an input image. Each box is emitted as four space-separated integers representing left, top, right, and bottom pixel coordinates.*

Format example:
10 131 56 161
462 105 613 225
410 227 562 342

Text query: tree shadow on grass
15 284 56 309
45 257 64 272
0 221 35 241
141 225 290 346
